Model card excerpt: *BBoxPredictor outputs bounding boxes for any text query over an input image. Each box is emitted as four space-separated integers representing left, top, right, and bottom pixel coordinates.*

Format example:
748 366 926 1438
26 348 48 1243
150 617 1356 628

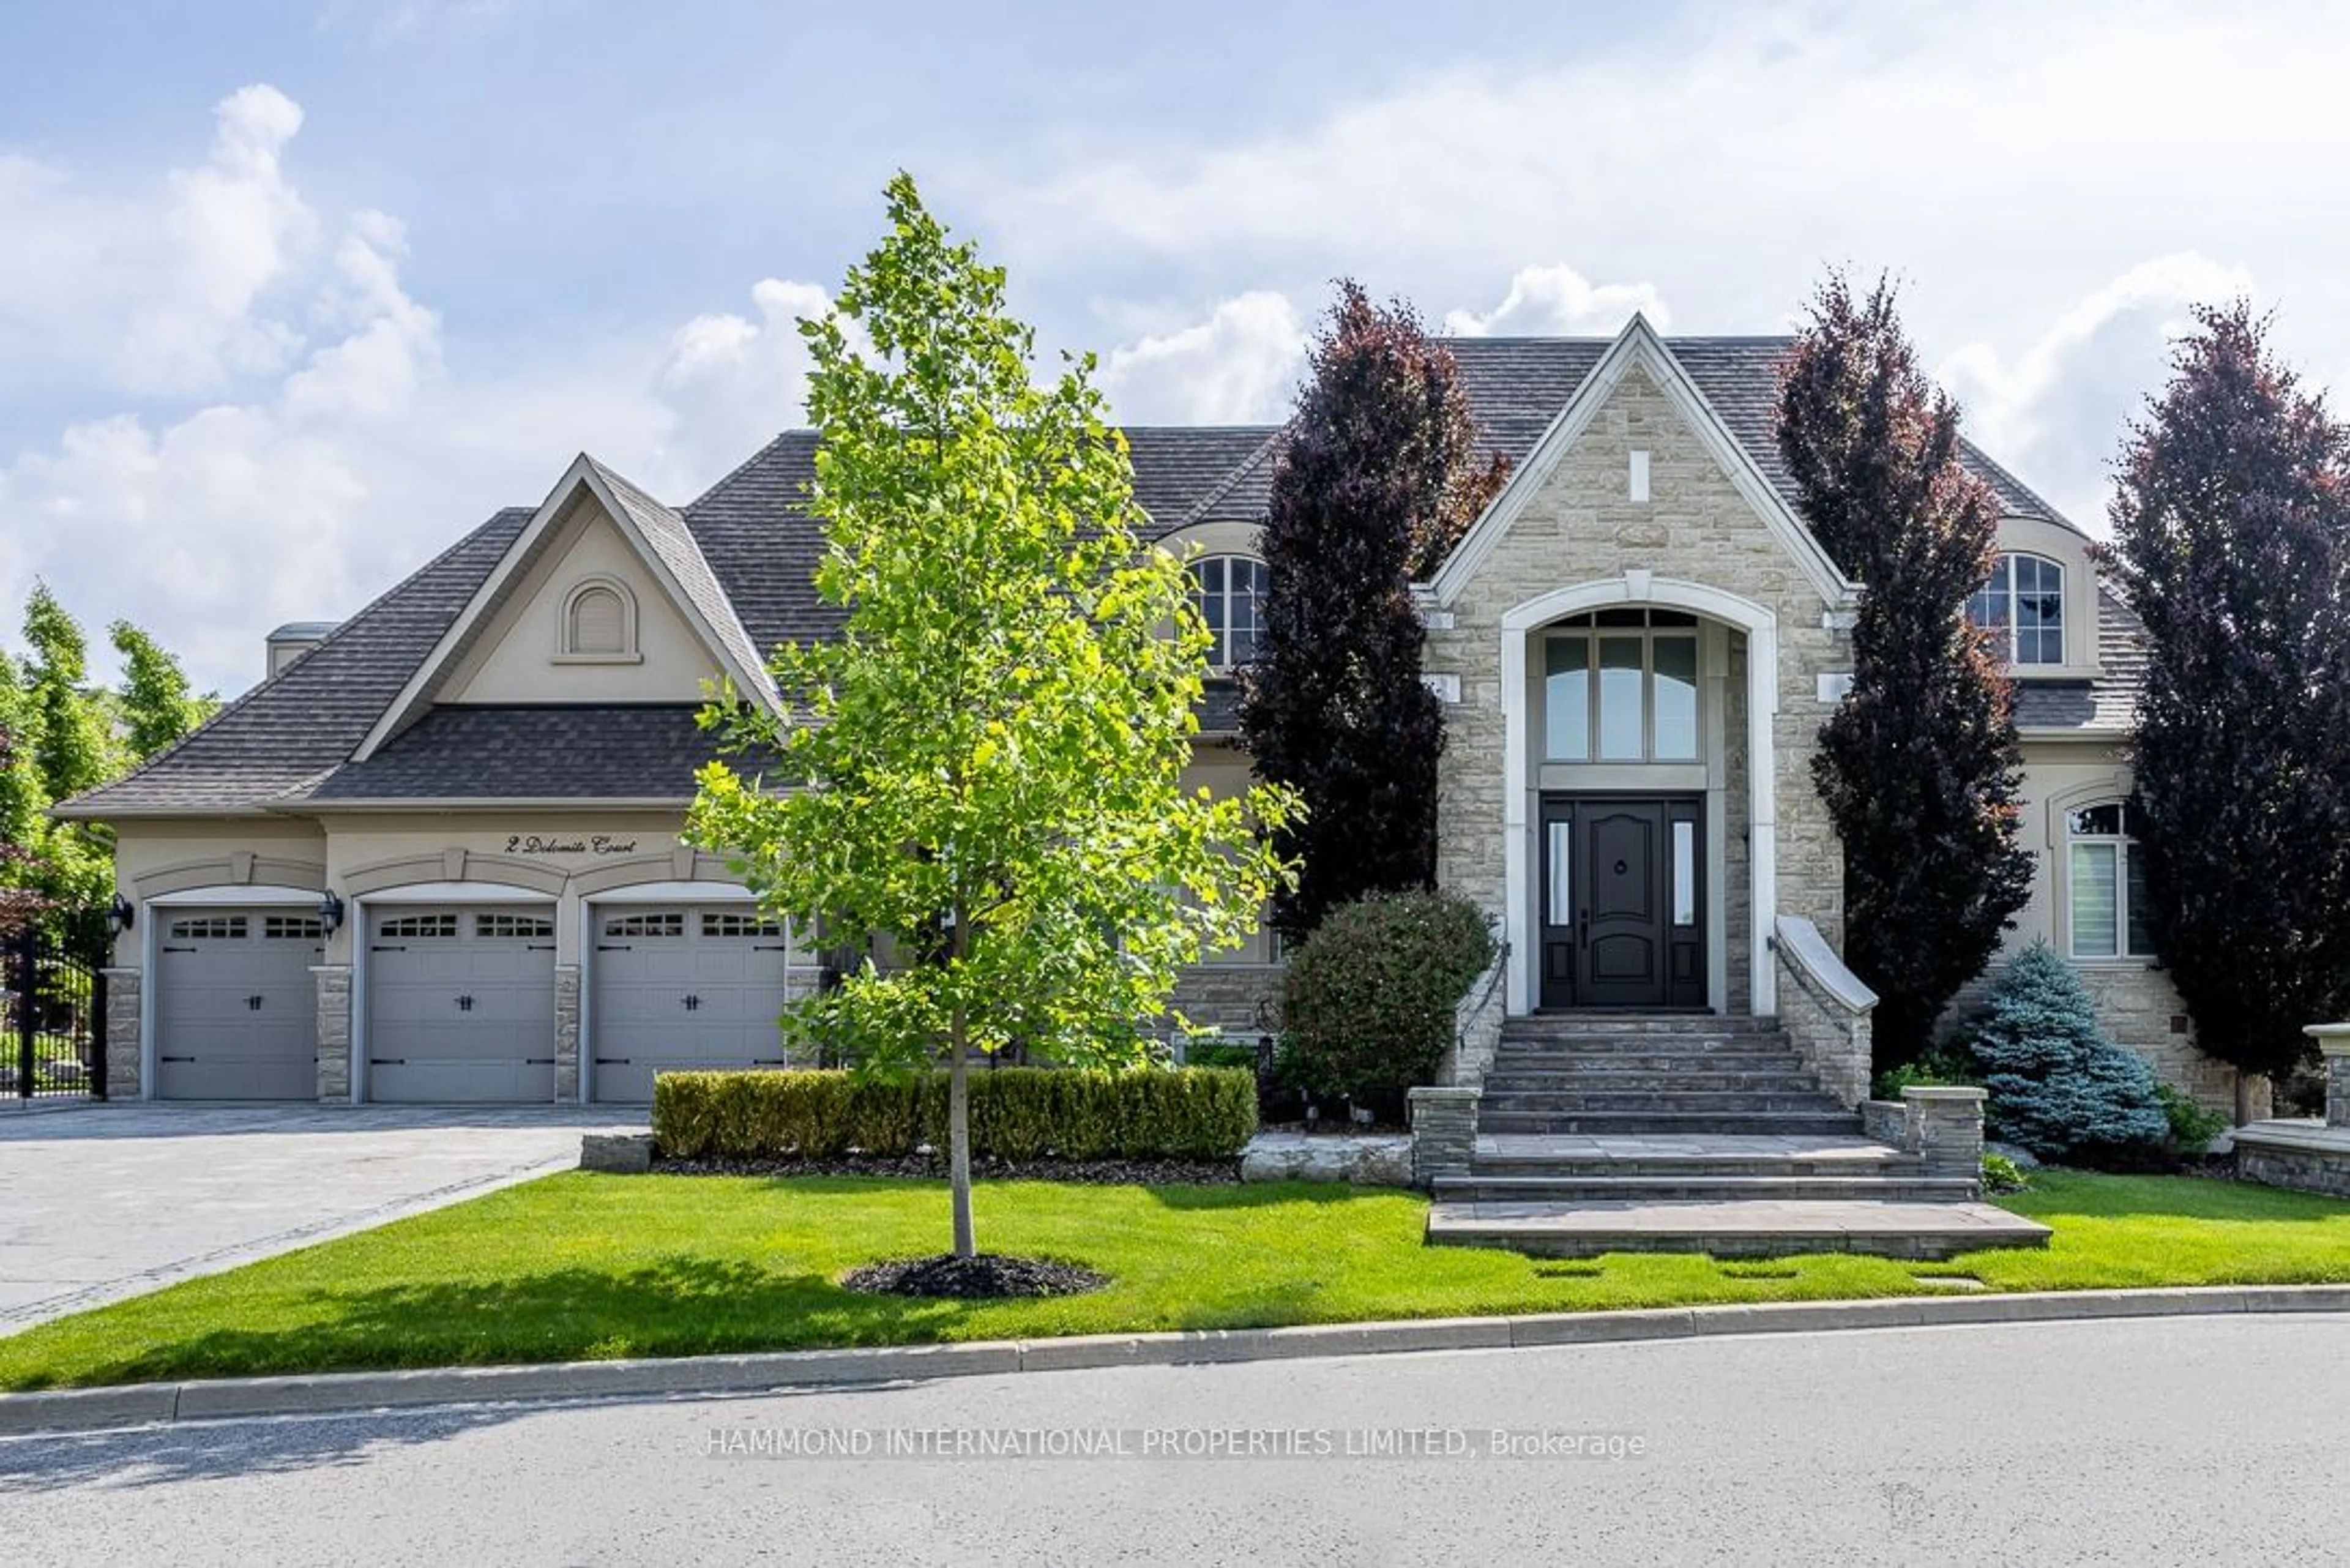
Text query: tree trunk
948 905 975 1259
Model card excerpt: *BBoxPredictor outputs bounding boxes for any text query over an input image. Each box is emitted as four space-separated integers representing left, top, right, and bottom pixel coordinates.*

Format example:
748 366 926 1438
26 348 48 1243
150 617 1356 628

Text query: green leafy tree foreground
687 176 1297 1263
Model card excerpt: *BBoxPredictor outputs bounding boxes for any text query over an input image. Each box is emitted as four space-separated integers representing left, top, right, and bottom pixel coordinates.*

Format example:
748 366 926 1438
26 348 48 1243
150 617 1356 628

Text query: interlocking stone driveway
0 1105 646 1335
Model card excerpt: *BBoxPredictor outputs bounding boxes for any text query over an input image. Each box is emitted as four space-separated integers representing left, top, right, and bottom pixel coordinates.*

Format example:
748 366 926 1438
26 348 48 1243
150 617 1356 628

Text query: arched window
1969 553 2064 665
2066 801 2153 959
561 579 636 659
1189 556 1269 669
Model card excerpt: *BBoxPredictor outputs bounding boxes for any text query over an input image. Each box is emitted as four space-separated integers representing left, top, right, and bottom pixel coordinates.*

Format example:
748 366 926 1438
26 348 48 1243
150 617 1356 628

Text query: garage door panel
591 906 795 1102
367 906 556 1103
156 910 322 1100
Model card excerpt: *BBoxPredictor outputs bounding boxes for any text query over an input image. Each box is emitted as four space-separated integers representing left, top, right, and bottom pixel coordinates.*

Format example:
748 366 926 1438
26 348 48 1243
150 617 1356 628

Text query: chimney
266 621 337 679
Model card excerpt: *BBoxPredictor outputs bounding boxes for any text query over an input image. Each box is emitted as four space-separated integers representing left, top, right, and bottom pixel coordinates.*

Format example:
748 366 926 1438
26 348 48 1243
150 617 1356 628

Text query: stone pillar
2305 1025 2350 1129
1904 1086 1985 1190
312 965 352 1102
554 964 583 1103
101 968 142 1099
1408 1085 1480 1187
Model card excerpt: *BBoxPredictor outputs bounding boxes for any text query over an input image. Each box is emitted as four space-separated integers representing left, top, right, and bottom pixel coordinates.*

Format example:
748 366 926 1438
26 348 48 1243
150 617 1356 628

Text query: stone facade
1940 960 2258 1120
554 963 582 1100
101 967 141 1098
1904 1086 1986 1189
1772 920 1873 1108
1407 1085 1480 1186
1425 361 1850 1017
2236 1129 2350 1200
1169 964 1281 1041
312 964 352 1102
1442 933 1509 1089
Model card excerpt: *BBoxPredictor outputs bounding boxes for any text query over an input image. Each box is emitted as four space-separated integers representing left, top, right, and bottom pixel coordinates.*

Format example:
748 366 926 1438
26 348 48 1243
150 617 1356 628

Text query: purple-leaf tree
1777 273 2034 1068
2106 301 2350 1099
1239 282 1509 944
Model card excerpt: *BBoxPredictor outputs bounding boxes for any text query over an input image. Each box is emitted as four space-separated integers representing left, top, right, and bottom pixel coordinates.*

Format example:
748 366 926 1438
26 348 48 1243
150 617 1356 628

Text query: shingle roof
2011 584 2146 734
58 329 2119 817
586 458 770 689
58 510 532 816
302 705 785 801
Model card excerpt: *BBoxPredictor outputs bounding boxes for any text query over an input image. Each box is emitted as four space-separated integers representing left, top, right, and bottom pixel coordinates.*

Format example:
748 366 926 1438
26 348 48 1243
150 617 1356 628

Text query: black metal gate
4 928 107 1100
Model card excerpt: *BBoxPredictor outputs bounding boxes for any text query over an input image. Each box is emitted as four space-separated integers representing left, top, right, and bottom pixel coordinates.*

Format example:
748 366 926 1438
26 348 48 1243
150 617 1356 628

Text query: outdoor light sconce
108 893 135 935
319 891 345 937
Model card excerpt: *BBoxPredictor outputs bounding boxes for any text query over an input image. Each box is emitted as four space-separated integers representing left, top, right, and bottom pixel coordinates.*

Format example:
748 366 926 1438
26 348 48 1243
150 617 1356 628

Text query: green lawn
2 1170 2347 1391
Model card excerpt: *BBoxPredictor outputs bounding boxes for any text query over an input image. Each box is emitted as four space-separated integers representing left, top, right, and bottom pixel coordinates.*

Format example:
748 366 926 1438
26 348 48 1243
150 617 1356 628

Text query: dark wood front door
1539 796 1706 1010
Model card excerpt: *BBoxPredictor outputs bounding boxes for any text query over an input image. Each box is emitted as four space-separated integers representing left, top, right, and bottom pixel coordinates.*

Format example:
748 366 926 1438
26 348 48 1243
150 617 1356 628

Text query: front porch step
1482 1069 1821 1092
1432 1173 1981 1203
1479 1091 1852 1115
1425 1198 2052 1261
1486 1051 1812 1072
1477 1110 1866 1137
1505 1014 1781 1037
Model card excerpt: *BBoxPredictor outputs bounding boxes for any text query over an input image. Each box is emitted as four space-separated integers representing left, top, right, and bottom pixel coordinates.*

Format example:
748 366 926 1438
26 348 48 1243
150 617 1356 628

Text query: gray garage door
155 908 324 1100
590 906 797 1102
365 905 557 1103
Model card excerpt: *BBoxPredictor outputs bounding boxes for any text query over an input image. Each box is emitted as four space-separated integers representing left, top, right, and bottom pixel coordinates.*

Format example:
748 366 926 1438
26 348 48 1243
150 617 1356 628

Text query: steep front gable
354 456 778 761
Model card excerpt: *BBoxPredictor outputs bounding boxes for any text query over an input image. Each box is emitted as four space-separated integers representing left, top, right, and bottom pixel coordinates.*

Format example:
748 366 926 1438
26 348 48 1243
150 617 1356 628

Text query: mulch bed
841 1253 1109 1300
652 1152 1240 1185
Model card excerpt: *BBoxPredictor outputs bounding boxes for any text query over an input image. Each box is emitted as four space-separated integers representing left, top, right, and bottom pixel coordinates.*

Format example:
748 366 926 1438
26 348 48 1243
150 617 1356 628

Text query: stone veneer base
2233 1121 2350 1201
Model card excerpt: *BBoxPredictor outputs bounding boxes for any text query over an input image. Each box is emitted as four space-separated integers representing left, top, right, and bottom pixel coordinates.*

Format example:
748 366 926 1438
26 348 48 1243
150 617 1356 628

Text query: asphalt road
4 1315 2344 1566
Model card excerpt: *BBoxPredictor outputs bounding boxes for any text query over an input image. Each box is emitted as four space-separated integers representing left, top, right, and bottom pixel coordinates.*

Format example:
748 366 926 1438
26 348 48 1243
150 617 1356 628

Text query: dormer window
1970 553 2064 665
1189 556 1269 670
559 578 640 661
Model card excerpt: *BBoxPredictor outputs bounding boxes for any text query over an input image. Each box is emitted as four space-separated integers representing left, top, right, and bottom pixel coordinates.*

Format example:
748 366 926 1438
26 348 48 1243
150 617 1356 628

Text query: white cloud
122 84 318 397
1939 253 2255 532
1443 264 1670 338
1097 292 1305 425
651 277 833 487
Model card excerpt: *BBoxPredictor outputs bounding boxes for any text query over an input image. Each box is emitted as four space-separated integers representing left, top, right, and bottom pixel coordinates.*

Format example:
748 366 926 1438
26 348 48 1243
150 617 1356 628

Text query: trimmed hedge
654 1066 1258 1162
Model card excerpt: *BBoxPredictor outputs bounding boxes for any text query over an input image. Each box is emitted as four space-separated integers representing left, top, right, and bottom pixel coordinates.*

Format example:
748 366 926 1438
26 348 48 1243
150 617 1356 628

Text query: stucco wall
441 499 722 704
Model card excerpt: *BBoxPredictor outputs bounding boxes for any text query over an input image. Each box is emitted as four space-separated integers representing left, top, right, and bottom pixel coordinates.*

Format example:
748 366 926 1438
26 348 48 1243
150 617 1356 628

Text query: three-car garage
145 889 802 1105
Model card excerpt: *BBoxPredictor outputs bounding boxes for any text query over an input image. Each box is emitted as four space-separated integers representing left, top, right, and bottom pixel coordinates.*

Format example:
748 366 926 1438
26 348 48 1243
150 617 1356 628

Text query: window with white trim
1970 553 2064 665
1188 556 1269 670
561 578 637 659
2066 802 2154 959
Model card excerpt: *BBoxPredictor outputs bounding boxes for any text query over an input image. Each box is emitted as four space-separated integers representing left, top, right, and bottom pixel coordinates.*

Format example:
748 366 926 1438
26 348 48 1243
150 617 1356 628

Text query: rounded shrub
1278 890 1496 1104
1968 940 2170 1167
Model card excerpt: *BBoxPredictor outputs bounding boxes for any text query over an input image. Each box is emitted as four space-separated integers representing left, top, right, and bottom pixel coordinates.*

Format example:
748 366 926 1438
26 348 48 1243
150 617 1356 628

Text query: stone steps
1425 1197 2052 1261
1433 1172 1980 1203
1480 1090 1853 1114
1484 1052 1811 1072
1477 1109 1867 1137
1502 1014 1783 1037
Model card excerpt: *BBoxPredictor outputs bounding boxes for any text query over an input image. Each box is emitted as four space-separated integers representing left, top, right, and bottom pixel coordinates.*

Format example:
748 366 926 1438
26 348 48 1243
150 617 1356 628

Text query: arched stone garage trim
131 855 327 900
340 854 569 899
1498 573 1783 1018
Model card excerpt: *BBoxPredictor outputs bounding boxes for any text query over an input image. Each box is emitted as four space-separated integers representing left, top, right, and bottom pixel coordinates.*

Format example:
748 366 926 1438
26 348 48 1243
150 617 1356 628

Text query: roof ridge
684 430 806 513
1175 428 1286 530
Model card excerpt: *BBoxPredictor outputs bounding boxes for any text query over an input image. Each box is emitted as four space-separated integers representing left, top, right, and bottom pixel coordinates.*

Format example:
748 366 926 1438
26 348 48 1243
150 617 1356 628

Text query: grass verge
2 1170 2346 1391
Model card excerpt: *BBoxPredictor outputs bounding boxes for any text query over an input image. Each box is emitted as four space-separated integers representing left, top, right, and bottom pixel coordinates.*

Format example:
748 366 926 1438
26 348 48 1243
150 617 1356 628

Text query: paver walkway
0 1105 643 1334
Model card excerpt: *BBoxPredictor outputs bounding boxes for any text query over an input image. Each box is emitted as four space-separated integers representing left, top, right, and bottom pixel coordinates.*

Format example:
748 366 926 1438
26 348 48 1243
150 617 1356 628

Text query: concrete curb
4 1284 2347 1437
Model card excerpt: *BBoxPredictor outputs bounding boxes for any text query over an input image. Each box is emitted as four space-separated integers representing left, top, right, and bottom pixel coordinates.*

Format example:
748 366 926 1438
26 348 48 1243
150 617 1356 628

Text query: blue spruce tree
1969 941 2169 1162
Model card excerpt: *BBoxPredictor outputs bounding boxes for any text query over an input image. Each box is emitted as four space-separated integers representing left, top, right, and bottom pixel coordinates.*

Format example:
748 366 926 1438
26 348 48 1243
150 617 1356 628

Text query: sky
3 0 2347 695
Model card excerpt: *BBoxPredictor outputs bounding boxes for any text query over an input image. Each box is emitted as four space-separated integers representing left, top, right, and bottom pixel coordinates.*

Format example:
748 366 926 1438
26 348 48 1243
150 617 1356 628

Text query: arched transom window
2067 801 2153 959
562 578 637 659
1970 553 2064 665
1189 556 1269 670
